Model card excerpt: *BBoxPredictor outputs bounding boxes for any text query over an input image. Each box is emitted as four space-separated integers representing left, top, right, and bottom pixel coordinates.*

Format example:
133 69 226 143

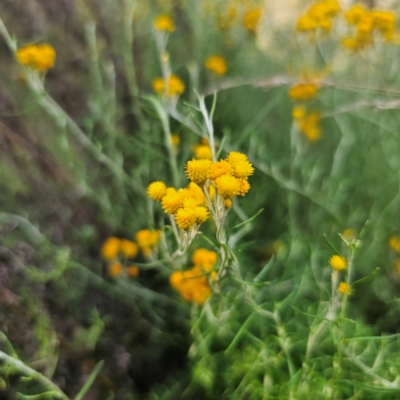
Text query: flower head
108 262 123 278
162 189 184 214
175 207 198 230
101 237 121 260
238 179 251 196
192 248 218 271
215 174 241 198
16 43 56 72
148 181 167 201
153 14 175 32
135 230 160 249
232 160 255 179
243 8 263 33
389 236 400 252
226 151 248 165
120 240 139 259
288 83 319 101
186 159 212 185
338 282 351 295
193 143 213 160
329 255 347 271
210 160 233 180
205 55 228 76
127 265 140 278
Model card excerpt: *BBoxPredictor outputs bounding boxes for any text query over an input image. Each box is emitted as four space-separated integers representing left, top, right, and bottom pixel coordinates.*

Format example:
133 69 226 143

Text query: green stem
0 350 69 400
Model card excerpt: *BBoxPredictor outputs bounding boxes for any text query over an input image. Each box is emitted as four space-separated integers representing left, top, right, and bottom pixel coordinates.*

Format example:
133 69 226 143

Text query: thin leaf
74 360 104 400
352 267 380 287
230 208 264 232
254 256 275 283
323 233 340 255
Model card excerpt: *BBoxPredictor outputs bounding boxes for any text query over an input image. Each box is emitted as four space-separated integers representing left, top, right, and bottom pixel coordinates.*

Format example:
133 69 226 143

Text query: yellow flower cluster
296 0 340 33
16 43 56 72
292 106 322 142
100 237 140 278
342 5 397 51
153 14 175 32
243 8 263 33
205 55 228 76
148 151 253 230
153 75 185 97
192 138 213 160
169 248 218 304
186 151 254 200
148 180 209 231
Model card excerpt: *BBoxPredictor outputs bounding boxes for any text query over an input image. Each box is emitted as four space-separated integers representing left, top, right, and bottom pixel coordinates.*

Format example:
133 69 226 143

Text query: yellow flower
108 262 123 278
238 179 251 196
187 182 206 205
243 8 262 33
120 240 139 259
162 189 184 214
288 83 319 101
209 160 233 180
192 248 218 271
296 15 318 32
193 143 213 160
169 268 212 305
152 75 185 96
232 160 254 179
342 228 357 241
186 159 212 185
205 55 228 76
215 174 241 198
297 111 322 141
148 181 167 201
168 75 185 96
389 236 400 252
292 105 307 120
127 265 140 278
16 43 56 72
153 14 175 32
344 4 368 25
329 255 347 271
175 207 198 230
171 134 180 147
193 206 209 224
372 10 396 39
226 151 248 165
101 237 121 260
338 282 351 295
135 230 160 249
224 199 233 208
153 77 165 94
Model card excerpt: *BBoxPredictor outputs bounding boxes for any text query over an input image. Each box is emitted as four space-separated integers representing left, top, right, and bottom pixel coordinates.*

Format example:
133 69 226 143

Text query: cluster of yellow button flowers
147 151 254 231
296 0 340 34
152 75 185 97
169 248 217 305
100 230 161 278
342 5 397 51
16 43 56 72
